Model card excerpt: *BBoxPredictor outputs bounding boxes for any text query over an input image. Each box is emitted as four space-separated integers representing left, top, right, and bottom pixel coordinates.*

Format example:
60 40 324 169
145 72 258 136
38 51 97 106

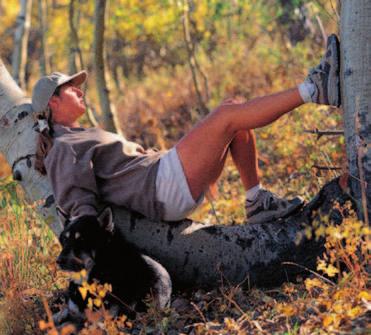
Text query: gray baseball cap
31 71 87 113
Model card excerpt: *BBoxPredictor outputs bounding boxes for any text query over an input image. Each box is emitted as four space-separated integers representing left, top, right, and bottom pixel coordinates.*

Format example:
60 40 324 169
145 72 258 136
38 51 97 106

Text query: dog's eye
75 232 80 239
65 232 70 238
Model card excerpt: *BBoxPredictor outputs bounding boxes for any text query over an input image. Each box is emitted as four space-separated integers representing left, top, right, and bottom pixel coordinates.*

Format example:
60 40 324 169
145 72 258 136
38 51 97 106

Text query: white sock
298 82 316 103
246 184 262 202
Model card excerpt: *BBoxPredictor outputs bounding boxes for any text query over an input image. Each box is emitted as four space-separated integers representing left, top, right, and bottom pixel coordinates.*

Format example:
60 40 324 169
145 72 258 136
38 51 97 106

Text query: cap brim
67 70 87 87
58 70 87 88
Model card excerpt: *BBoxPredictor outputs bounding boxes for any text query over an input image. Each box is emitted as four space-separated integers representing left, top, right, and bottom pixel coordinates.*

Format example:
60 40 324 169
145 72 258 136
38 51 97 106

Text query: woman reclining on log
33 35 340 225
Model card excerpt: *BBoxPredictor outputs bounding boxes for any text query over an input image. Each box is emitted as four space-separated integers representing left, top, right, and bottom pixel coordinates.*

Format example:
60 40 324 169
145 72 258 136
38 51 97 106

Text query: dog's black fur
54 207 172 327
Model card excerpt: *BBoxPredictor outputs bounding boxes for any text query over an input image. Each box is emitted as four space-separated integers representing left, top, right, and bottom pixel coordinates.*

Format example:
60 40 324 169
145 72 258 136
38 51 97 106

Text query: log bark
113 178 349 288
340 1 371 223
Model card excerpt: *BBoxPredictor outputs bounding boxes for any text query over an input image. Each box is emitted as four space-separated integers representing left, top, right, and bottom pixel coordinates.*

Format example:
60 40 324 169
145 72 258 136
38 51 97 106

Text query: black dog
54 207 172 326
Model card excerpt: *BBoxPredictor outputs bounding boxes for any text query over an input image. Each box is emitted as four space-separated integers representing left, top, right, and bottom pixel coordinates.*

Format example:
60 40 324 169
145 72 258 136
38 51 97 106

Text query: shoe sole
327 34 341 107
247 199 304 224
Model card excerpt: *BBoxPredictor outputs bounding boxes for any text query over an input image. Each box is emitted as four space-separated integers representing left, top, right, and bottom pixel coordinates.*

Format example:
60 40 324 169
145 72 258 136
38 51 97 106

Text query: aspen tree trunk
37 0 48 76
93 0 122 135
340 1 371 223
181 0 209 117
12 0 33 89
68 0 78 74
69 0 98 127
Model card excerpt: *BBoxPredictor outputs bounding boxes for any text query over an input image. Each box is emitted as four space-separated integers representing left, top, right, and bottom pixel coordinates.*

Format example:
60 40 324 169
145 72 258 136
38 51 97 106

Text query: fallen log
113 177 350 288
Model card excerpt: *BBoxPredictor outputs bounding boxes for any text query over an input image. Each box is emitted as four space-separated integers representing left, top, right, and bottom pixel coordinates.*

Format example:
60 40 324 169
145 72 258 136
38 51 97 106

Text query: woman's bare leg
176 87 304 200
230 129 260 191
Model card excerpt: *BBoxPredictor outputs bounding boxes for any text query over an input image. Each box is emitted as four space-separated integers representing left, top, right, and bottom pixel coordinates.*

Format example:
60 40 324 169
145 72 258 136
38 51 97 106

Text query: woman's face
48 83 86 127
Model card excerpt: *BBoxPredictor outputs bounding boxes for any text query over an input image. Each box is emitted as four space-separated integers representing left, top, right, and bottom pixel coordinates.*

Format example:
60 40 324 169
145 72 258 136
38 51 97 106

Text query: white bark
340 1 371 222
0 61 62 234
12 0 33 89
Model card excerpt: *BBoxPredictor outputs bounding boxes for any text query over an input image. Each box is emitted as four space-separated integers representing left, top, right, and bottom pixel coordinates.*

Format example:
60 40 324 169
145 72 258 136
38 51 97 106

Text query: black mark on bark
44 195 55 208
167 227 174 244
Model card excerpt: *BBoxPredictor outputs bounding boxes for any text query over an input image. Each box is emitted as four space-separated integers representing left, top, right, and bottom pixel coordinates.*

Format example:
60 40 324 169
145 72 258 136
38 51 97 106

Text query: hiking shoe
304 34 341 107
245 189 304 224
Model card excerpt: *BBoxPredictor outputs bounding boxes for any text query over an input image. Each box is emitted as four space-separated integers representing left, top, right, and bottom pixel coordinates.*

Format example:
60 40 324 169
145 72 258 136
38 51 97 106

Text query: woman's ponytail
34 112 54 175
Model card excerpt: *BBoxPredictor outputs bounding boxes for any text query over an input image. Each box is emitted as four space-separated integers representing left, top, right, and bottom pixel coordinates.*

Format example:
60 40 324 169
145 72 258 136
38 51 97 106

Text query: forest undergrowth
0 36 369 335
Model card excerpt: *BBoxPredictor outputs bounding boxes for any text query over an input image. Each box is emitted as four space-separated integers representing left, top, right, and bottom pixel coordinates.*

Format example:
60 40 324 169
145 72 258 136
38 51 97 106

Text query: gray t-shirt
44 124 166 220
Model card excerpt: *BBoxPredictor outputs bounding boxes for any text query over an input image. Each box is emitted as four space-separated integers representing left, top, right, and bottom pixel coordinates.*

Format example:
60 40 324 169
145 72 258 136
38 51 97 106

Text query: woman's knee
234 129 254 141
210 105 237 137
211 105 255 138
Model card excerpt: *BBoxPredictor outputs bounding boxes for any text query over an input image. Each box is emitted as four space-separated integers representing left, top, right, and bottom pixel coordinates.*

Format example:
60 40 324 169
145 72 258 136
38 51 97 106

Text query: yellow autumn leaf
323 314 333 327
87 298 93 310
98 288 106 297
80 269 87 278
282 305 296 317
89 282 97 293
94 298 102 307
315 225 326 239
358 291 371 301
70 272 81 282
325 264 339 277
104 283 112 292
276 303 296 317
347 306 363 319
79 286 88 300
304 227 312 239
333 302 344 314
305 277 323 291
317 260 339 277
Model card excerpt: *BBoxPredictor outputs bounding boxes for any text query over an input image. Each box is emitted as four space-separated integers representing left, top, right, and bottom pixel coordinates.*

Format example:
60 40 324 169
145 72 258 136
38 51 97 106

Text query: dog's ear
97 206 114 232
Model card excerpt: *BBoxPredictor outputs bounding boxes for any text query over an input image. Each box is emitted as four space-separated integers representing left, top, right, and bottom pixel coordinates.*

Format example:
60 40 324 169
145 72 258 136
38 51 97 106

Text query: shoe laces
259 190 283 210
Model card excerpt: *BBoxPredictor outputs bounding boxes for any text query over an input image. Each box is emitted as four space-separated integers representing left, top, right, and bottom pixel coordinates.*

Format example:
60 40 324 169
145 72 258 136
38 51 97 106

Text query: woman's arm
44 140 99 219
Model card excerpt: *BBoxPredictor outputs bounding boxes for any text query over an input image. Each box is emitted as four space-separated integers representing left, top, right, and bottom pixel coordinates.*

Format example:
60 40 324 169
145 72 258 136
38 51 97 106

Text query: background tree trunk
37 0 49 76
181 0 209 117
68 0 78 75
69 0 99 128
12 0 33 89
340 0 371 223
93 0 122 135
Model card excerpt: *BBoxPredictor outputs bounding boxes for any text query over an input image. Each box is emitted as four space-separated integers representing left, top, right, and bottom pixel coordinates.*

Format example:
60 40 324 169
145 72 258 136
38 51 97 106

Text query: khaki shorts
156 147 204 221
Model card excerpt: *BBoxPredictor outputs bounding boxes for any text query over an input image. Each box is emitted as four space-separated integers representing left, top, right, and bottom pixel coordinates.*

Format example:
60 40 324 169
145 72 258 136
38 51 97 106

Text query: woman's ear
48 95 59 112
